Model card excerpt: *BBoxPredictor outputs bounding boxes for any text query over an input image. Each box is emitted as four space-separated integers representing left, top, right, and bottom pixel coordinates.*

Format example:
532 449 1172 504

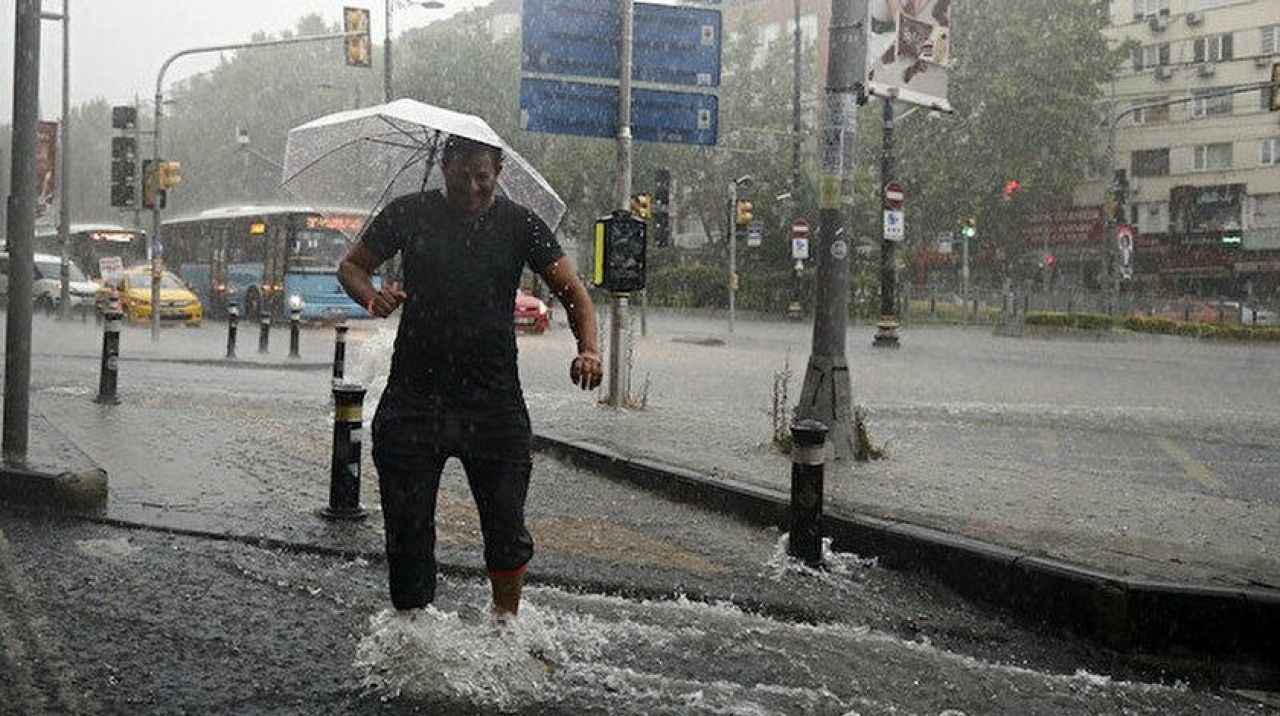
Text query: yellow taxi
107 269 204 327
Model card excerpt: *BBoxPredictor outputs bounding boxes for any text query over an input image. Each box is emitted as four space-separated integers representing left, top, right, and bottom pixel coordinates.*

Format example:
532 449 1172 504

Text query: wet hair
442 135 504 170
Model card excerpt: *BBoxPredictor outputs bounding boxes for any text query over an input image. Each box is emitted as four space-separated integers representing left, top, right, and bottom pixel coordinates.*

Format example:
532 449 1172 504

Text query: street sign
99 256 123 288
791 218 809 239
522 0 722 88
885 181 904 210
937 232 953 254
519 78 718 146
883 209 905 242
746 220 764 247
792 237 810 260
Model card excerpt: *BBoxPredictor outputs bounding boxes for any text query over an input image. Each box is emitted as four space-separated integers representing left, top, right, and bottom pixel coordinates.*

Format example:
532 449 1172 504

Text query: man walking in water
338 135 602 619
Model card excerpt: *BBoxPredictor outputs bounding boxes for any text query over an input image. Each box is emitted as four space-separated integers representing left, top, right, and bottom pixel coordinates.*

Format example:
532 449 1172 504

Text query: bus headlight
288 294 304 311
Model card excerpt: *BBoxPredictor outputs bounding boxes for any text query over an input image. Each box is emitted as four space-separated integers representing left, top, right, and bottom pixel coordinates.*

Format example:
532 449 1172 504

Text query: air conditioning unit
1197 62 1216 77
1148 15 1168 31
1185 11 1203 26
1154 65 1174 80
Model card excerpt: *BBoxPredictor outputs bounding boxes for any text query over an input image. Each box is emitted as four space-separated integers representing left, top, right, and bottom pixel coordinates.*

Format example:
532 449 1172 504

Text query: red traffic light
1003 179 1021 197
1045 253 1056 267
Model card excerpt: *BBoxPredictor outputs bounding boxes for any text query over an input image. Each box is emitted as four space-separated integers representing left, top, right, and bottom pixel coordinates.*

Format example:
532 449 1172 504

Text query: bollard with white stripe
332 323 349 384
95 309 123 405
258 311 271 354
289 306 301 359
226 305 239 359
322 383 368 521
788 419 828 566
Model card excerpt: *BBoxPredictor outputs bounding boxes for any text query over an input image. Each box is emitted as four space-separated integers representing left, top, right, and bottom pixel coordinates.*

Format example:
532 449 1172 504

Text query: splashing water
761 534 878 583
349 323 396 403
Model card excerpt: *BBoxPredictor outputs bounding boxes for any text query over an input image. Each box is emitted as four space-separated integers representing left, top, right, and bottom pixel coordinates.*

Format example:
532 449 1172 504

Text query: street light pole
384 0 393 102
791 0 803 201
873 96 899 347
605 0 636 408
796 0 866 461
55 0 71 320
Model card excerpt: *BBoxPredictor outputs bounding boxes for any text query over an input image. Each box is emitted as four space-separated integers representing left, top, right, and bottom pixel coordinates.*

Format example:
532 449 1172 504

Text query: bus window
290 229 350 268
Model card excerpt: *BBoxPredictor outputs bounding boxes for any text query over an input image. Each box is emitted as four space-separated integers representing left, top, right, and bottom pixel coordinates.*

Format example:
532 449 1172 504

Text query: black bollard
332 323 349 384
322 383 368 521
929 289 936 317
289 307 301 359
1023 294 1030 314
258 311 270 354
226 305 239 359
95 309 123 405
788 419 828 567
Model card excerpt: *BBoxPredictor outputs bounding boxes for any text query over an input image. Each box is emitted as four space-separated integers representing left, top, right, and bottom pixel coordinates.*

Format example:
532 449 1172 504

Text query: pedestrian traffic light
110 136 137 208
959 218 977 239
630 193 652 220
653 168 672 248
1222 229 1243 248
344 7 372 68
593 210 647 293
111 105 137 130
735 199 753 226
157 160 183 190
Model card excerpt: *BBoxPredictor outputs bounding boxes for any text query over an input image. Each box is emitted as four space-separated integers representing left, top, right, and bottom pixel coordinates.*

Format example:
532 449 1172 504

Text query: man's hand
569 350 603 390
367 283 408 318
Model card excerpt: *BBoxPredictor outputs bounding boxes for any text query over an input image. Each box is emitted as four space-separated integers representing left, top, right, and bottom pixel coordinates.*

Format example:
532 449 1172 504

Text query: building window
1191 88 1233 118
1131 43 1170 71
1192 33 1233 63
1192 0 1234 8
800 15 819 42
1132 0 1170 20
1263 25 1279 55
1262 138 1280 166
1132 99 1169 123
1131 148 1170 176
1131 202 1170 235
1193 142 1233 171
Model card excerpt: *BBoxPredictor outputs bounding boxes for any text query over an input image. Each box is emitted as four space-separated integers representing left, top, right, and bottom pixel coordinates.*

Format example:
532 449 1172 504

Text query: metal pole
606 0 635 408
796 0 865 461
873 96 899 347
57 0 71 320
226 305 238 359
333 323 349 383
961 230 970 298
788 418 828 566
728 181 737 334
94 310 122 405
4 0 41 464
383 0 392 103
322 384 369 521
792 0 803 201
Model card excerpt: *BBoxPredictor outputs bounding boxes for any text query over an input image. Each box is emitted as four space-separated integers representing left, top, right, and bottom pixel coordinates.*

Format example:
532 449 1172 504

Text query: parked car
513 289 550 334
109 268 204 327
33 252 100 314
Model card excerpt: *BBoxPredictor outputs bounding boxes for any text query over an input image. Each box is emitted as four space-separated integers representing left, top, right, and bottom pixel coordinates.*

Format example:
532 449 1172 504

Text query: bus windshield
34 258 87 282
289 228 350 270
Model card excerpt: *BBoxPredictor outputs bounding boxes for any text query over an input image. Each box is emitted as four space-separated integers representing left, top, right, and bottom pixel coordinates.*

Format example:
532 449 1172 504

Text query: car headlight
288 294 304 311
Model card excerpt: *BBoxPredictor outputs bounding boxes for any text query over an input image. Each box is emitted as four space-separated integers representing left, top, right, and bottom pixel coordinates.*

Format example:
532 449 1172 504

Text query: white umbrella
281 99 567 237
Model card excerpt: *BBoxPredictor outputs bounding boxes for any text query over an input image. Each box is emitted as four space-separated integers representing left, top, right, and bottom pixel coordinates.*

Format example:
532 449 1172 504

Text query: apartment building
1077 0 1280 297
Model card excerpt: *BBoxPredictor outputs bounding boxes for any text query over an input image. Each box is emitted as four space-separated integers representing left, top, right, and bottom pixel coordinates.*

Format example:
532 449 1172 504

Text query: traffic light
959 218 977 239
110 136 137 208
111 105 137 130
593 210 647 293
141 159 165 210
735 199 753 226
157 160 183 190
653 168 672 248
630 193 651 220
343 7 372 68
1002 179 1021 199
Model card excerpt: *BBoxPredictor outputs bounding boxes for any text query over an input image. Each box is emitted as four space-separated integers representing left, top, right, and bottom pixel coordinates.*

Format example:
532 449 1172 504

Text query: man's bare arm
338 241 405 317
540 257 602 390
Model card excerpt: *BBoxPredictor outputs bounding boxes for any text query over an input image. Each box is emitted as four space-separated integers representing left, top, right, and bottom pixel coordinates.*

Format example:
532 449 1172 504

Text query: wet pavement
1 312 1278 712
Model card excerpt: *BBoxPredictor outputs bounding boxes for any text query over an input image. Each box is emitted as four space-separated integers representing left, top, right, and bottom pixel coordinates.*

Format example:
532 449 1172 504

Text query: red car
514 289 550 334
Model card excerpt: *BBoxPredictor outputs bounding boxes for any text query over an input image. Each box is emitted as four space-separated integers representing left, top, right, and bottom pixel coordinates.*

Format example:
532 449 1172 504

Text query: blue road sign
522 0 721 88
520 78 718 147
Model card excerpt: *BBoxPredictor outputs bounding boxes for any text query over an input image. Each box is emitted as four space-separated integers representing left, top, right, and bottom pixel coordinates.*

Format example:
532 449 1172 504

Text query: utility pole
5 0 42 463
384 0 393 103
796 0 866 461
606 0 635 407
792 0 803 201
47 0 72 320
873 96 899 347
727 177 748 333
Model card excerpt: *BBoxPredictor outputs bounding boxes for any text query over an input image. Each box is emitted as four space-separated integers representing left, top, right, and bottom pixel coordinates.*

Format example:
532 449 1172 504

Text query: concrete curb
38 351 330 372
531 431 1280 688
0 414 106 510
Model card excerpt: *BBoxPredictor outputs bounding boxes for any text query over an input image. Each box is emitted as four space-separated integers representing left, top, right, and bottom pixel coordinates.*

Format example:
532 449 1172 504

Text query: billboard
36 120 58 216
865 0 953 112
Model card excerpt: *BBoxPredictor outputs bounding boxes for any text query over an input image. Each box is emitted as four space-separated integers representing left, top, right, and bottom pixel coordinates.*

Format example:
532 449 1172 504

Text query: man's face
442 151 501 217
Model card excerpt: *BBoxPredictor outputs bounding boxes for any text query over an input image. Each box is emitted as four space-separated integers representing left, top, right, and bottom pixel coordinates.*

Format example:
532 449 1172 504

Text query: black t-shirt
361 190 564 407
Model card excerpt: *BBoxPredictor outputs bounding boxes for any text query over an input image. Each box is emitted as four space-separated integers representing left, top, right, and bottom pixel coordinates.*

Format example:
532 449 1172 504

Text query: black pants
371 391 534 610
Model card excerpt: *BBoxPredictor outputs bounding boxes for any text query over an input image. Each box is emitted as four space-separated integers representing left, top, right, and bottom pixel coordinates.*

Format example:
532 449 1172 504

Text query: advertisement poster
866 0 953 112
36 120 58 216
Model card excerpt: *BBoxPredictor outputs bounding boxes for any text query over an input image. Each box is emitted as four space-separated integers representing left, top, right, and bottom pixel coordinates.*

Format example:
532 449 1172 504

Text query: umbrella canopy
281 99 567 237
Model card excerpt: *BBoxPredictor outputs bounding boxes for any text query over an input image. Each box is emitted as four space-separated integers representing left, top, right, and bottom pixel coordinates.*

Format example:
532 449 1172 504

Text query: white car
32 252 100 312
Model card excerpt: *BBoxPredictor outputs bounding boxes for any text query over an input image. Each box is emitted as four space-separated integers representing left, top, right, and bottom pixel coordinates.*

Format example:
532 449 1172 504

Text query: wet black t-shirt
361 190 564 408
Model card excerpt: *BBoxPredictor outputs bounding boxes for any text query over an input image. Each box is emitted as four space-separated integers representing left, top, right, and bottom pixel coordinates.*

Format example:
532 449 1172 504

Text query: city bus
161 205 374 321
34 223 148 281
